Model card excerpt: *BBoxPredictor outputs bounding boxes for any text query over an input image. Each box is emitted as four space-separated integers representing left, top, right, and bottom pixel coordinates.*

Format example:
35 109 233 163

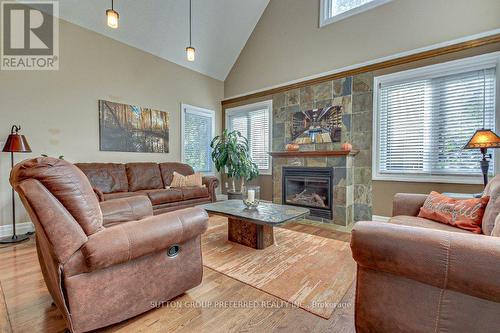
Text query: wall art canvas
99 100 169 153
290 105 343 144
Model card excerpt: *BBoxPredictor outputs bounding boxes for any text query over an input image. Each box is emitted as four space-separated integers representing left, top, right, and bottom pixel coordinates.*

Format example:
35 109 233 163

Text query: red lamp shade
2 126 31 153
463 129 500 149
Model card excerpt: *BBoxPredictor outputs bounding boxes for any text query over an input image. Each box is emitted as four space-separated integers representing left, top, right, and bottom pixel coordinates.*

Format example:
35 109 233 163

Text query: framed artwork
291 105 343 144
99 100 169 153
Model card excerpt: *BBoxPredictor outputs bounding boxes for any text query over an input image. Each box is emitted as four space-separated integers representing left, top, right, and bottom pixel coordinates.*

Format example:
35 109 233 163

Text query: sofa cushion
103 192 147 201
137 189 183 205
126 163 163 191
76 163 128 194
389 216 471 234
492 214 500 237
181 186 209 200
482 174 500 235
159 162 194 186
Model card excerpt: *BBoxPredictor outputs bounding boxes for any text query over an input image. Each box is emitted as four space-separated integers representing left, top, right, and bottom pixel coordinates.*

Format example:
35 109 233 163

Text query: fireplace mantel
268 150 358 158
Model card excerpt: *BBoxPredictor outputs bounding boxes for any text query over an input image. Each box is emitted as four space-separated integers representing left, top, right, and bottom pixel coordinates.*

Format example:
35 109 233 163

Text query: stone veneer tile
286 105 300 114
273 92 286 109
312 81 333 101
333 77 352 97
286 89 300 106
351 131 372 150
352 111 372 132
300 102 313 112
354 167 372 185
274 106 287 123
342 114 351 130
352 92 373 114
305 157 327 167
353 149 371 168
353 73 374 94
299 144 315 151
333 167 347 186
333 205 347 226
354 204 372 221
287 157 305 166
273 122 285 138
354 184 372 205
272 138 284 152
346 185 353 206
327 156 346 167
300 86 314 104
334 186 346 206
346 204 353 224
314 99 333 109
316 143 336 151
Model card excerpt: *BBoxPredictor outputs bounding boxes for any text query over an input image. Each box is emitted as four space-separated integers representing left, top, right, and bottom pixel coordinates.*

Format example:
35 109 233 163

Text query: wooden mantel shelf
268 150 358 158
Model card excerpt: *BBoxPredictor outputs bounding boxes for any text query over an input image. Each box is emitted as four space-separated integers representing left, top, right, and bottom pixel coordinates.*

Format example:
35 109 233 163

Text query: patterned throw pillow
169 172 203 188
418 191 490 234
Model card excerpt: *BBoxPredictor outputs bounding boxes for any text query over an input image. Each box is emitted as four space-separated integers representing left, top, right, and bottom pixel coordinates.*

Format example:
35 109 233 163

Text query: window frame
372 52 500 184
180 103 216 175
225 100 273 175
320 0 392 28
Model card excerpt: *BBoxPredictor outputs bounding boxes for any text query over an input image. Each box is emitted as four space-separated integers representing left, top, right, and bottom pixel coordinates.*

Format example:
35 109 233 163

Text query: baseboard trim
0 222 34 238
372 215 390 222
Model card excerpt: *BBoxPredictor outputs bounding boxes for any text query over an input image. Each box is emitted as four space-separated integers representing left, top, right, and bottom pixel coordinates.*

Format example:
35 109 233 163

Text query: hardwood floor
0 217 355 333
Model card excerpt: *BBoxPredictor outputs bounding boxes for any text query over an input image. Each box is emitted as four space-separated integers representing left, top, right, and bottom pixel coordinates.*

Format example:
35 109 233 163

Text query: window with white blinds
226 101 272 174
374 54 499 183
181 104 215 173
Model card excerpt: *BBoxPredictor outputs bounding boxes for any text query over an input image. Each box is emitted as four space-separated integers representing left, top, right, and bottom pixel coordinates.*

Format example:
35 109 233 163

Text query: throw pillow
169 172 203 188
418 191 489 234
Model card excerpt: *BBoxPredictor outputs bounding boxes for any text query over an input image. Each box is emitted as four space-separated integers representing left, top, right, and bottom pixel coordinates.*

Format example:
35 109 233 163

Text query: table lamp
464 129 500 186
0 125 32 244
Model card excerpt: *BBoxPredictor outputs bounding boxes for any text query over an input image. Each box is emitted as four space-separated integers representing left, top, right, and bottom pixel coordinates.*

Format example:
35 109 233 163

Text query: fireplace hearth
282 167 333 220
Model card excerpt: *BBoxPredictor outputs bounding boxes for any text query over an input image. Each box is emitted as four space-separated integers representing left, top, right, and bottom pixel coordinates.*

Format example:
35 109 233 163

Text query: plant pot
227 190 243 200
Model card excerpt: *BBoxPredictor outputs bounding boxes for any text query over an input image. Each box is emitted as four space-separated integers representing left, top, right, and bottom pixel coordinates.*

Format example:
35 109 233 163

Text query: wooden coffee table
199 200 309 249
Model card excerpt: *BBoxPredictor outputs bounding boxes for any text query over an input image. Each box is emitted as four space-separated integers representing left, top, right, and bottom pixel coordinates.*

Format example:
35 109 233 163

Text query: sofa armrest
93 187 104 202
202 176 219 202
82 207 208 271
392 193 428 216
99 196 153 226
351 221 500 303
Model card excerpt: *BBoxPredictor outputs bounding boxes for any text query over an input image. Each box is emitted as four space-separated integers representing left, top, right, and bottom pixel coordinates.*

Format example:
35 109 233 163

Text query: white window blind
226 101 272 173
181 105 215 173
375 58 497 183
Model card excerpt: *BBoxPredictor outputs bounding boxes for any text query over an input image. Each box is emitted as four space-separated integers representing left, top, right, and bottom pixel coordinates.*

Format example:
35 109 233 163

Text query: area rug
201 223 356 319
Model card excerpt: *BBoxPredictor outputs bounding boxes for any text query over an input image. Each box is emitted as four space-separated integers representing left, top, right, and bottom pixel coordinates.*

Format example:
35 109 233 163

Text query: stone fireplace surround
271 150 357 226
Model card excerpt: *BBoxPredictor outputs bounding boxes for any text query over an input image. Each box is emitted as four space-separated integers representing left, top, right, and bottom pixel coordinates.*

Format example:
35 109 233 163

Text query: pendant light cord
111 0 114 11
189 0 192 46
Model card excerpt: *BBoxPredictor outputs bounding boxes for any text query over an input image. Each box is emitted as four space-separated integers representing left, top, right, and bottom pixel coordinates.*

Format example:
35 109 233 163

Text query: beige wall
224 0 500 98
0 20 224 226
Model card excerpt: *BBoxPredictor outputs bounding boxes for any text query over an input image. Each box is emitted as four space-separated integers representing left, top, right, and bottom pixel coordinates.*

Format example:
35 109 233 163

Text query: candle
247 189 255 203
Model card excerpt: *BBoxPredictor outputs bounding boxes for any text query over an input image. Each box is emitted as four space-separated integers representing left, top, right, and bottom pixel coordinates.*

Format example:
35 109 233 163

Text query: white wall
224 0 500 97
0 20 224 226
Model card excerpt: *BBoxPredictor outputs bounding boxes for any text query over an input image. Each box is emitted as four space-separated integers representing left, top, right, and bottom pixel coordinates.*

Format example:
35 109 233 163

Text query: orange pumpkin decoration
341 142 352 151
286 143 300 151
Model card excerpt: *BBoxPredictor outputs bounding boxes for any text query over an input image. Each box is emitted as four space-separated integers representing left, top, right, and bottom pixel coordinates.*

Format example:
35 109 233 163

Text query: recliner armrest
100 196 153 226
392 193 428 216
202 176 219 202
82 207 208 271
351 221 500 303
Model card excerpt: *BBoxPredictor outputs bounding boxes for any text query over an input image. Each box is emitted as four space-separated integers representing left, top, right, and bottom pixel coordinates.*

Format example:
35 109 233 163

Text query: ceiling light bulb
106 9 119 29
186 46 195 62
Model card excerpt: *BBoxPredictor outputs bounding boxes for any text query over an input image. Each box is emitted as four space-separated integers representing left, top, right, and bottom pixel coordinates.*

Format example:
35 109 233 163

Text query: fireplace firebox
282 167 333 220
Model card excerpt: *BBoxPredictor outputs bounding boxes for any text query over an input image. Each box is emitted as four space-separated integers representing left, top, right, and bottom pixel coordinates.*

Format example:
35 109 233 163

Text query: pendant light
106 0 119 29
186 0 195 61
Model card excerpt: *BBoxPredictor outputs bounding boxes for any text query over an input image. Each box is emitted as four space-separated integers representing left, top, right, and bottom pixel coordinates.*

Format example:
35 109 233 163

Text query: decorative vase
243 185 260 209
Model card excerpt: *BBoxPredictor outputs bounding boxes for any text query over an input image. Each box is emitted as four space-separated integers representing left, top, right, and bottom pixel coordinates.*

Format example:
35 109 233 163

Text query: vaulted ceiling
56 0 269 81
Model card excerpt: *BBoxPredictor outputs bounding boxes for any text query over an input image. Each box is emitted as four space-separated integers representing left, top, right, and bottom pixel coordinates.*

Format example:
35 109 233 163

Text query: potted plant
210 129 259 199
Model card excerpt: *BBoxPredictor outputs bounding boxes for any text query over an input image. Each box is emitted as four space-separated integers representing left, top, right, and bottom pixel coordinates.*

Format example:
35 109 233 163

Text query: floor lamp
0 125 32 244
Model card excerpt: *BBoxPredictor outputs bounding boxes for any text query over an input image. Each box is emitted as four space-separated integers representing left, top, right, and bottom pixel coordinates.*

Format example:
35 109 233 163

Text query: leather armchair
351 179 500 332
11 157 208 333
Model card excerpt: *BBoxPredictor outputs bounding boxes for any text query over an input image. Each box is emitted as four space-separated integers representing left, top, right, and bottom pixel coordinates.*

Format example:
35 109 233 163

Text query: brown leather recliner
11 157 209 333
350 176 500 332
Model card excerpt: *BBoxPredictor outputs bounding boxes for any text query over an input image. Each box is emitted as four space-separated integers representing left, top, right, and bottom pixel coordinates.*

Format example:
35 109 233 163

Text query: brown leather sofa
75 162 218 215
350 176 500 332
11 157 209 333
